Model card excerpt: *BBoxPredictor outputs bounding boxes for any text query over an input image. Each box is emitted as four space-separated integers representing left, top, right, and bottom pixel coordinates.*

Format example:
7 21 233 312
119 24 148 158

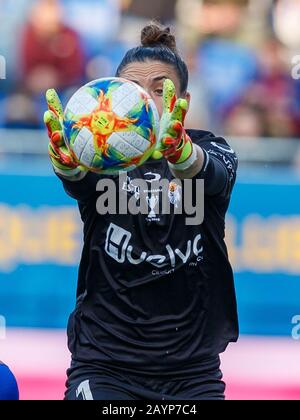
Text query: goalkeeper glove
153 79 197 171
44 89 83 177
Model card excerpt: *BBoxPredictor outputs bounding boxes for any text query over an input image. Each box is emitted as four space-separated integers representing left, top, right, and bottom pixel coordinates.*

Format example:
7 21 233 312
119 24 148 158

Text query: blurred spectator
225 37 300 137
85 42 129 81
61 0 121 58
253 37 300 137
185 0 258 130
20 0 85 95
0 0 299 138
197 39 258 129
2 92 40 129
122 0 176 22
0 0 34 88
224 103 267 137
195 0 249 36
118 0 176 48
184 51 210 130
273 0 300 50
176 0 250 49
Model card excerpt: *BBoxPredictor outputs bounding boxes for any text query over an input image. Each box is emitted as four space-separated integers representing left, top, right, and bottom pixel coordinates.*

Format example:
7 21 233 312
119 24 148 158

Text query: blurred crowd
1 0 300 138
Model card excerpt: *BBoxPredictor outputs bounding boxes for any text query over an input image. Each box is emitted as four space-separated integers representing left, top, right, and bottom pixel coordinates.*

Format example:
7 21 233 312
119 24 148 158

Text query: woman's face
119 60 189 117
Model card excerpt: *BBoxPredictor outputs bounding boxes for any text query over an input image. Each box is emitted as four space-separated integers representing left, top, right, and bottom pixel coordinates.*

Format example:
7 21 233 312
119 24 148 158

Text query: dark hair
116 22 189 94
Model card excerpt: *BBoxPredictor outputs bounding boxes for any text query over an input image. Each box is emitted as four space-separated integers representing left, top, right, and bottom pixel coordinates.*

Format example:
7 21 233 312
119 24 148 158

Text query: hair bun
141 22 177 53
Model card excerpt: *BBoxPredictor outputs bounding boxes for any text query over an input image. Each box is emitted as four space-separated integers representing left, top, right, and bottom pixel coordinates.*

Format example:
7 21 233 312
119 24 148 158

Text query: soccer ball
63 77 160 174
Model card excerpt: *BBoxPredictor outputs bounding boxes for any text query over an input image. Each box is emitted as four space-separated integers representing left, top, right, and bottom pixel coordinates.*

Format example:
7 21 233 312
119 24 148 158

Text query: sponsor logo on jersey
105 223 204 272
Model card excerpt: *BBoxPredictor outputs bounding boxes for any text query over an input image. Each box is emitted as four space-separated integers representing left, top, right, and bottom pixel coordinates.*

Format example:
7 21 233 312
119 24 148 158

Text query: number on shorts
76 379 94 400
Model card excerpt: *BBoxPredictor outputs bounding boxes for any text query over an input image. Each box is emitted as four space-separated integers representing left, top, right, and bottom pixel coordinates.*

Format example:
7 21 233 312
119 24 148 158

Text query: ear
185 92 191 112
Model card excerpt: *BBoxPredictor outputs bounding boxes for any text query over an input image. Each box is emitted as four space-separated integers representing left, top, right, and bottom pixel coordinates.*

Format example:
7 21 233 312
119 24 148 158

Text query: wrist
50 156 81 176
168 144 205 178
166 131 194 166
168 143 197 171
53 164 84 179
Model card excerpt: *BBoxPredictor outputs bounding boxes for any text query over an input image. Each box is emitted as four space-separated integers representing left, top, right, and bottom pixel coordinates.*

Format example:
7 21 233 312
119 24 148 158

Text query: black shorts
64 358 225 401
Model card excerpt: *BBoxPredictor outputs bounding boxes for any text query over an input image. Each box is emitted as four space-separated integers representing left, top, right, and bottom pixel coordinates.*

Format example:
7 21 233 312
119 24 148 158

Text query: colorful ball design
63 77 160 174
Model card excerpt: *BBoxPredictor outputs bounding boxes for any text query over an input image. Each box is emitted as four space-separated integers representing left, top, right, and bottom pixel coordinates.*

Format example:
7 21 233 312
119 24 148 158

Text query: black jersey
61 130 239 375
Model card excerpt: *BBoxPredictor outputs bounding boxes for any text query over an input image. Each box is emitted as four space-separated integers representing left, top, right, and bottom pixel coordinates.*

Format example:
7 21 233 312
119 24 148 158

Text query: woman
44 22 239 400
0 362 19 400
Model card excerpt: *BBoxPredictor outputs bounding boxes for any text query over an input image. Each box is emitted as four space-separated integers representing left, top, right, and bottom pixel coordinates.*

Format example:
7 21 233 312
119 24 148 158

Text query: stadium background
0 0 300 400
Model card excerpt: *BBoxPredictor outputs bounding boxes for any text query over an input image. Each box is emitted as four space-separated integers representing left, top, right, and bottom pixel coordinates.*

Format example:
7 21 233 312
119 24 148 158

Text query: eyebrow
129 76 168 85
130 80 141 86
152 76 168 83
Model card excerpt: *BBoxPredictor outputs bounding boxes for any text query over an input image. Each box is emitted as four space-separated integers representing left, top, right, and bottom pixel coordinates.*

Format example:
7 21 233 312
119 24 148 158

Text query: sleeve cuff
53 166 87 181
168 145 198 172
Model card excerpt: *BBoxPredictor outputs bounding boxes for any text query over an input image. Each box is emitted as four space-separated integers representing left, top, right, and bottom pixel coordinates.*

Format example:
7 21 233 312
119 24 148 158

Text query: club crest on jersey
168 182 181 208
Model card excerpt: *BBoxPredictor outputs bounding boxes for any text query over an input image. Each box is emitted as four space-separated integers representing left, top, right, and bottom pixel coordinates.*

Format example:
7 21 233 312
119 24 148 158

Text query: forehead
120 60 179 84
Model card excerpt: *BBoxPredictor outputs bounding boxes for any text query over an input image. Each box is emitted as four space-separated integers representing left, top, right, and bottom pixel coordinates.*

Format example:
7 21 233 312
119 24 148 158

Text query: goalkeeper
44 22 239 400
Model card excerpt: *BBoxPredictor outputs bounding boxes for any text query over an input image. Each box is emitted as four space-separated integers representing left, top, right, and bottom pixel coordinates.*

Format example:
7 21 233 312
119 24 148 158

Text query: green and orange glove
153 79 197 171
44 89 84 177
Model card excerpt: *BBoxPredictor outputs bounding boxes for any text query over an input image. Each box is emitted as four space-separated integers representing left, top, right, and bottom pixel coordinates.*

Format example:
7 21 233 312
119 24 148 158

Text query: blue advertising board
0 158 299 335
